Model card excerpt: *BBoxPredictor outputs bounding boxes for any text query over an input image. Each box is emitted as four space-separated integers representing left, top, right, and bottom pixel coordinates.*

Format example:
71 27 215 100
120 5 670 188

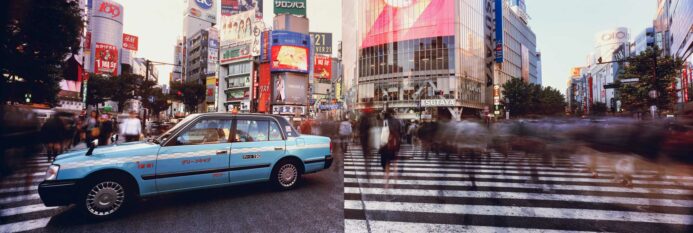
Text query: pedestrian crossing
0 157 61 233
343 144 693 233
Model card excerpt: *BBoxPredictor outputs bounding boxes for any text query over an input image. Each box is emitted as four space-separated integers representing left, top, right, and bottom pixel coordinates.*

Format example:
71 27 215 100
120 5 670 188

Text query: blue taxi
38 113 332 219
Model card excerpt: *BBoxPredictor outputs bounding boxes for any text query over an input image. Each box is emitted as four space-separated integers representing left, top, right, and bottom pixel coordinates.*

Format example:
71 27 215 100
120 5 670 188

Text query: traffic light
597 57 603 64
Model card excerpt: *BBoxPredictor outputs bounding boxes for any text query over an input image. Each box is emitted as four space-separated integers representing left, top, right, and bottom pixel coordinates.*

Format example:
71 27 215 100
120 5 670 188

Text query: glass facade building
354 0 488 119
668 0 693 61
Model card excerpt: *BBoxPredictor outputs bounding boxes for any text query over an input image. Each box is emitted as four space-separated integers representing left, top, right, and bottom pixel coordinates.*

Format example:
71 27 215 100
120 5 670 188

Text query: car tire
271 160 302 190
78 176 135 220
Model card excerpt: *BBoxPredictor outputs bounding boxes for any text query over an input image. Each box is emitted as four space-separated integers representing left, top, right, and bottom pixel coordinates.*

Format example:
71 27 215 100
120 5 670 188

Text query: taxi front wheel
78 177 134 220
271 160 302 190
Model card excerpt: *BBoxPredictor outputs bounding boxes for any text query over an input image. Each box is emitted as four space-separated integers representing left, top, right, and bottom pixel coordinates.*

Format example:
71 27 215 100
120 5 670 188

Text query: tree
1 0 84 105
145 88 171 118
502 78 566 117
169 81 206 113
617 46 683 113
110 74 143 112
85 74 113 107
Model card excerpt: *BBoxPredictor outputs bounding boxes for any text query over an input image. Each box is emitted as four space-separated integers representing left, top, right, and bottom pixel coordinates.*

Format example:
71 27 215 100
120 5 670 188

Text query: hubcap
278 164 298 187
86 181 125 216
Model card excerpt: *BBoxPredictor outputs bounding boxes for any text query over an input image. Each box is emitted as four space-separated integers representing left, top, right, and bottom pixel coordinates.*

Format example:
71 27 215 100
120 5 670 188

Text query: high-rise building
345 0 538 120
633 27 655 55
589 27 630 109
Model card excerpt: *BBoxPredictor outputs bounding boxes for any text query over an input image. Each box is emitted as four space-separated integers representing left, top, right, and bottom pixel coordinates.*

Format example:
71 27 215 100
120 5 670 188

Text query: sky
118 0 657 94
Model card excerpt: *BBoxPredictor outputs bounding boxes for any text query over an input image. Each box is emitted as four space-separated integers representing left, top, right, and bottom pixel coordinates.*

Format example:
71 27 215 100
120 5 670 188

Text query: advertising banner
258 64 271 112
274 0 306 16
250 20 266 56
272 105 306 115
222 0 263 18
187 0 217 23
206 76 217 103
271 45 309 72
84 32 91 52
122 33 138 51
94 43 118 76
494 0 504 63
310 32 332 54
273 73 307 105
207 46 218 75
361 0 453 48
260 30 271 62
220 10 255 46
313 55 332 80
220 44 251 64
521 45 529 82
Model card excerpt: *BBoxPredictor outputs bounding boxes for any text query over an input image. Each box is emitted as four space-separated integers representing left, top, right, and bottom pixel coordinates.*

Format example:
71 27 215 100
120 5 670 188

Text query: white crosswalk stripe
0 157 60 233
343 144 693 232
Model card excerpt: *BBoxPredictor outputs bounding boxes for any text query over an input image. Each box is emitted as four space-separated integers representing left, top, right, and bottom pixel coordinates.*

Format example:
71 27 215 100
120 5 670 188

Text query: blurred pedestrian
358 103 375 157
86 111 100 144
407 121 417 144
379 109 402 188
339 116 353 152
98 114 114 146
41 115 67 161
121 111 142 142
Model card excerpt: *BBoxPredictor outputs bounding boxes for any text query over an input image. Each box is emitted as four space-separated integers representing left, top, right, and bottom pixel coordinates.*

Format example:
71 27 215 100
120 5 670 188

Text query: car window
269 121 283 141
235 120 269 142
176 119 231 145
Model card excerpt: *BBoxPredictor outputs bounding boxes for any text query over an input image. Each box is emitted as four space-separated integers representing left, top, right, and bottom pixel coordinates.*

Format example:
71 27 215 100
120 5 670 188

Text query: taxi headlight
44 165 60 181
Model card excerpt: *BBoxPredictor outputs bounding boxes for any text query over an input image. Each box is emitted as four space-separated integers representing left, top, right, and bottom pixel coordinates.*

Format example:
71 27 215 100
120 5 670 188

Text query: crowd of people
39 110 143 160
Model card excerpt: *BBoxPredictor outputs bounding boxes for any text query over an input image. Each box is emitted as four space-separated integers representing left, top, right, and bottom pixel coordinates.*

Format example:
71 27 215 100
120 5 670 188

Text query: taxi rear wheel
78 176 135 220
271 160 302 190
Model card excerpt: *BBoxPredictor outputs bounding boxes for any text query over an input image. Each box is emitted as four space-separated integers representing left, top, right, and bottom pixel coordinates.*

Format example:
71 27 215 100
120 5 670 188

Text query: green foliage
85 74 113 107
501 78 566 117
110 74 143 112
169 81 206 113
617 46 683 112
0 0 84 105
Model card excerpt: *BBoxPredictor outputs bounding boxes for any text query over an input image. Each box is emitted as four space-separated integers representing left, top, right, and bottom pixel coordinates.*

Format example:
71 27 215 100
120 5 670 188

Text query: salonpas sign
274 0 306 16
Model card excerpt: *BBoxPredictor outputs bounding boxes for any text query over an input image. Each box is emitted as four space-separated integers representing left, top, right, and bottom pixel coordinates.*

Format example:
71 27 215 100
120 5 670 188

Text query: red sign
98 1 121 18
258 64 271 113
94 43 118 76
123 34 138 51
313 55 332 80
84 32 91 51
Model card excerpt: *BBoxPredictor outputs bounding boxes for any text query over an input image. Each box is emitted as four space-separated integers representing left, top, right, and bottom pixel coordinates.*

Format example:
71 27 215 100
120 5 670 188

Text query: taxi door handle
274 147 284 151
216 150 227 155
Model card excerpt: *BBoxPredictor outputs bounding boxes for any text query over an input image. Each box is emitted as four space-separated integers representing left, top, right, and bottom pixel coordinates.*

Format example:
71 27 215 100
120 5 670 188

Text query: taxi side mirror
86 139 98 156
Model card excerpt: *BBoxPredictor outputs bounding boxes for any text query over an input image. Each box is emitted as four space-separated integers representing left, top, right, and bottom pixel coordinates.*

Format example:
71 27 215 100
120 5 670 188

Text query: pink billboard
361 0 454 48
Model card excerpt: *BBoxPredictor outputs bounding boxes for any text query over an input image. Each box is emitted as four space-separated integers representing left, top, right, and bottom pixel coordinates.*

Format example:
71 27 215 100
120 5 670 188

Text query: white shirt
120 118 141 136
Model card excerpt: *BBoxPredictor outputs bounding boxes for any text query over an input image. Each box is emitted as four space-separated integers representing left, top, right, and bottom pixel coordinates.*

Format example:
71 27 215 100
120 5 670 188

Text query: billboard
221 0 263 18
361 0 454 48
260 30 272 62
310 32 332 54
206 76 217 103
93 0 123 24
571 67 582 77
313 55 332 80
94 43 118 76
220 44 251 64
122 33 138 51
220 10 255 46
187 0 217 23
273 73 307 105
274 0 306 17
271 45 309 73
495 0 504 63
258 64 271 112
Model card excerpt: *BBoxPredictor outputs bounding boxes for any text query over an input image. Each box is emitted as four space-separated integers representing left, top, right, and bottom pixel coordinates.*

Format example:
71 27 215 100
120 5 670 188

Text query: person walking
98 114 114 146
339 116 353 152
85 111 100 145
120 111 142 142
41 115 67 161
379 109 402 188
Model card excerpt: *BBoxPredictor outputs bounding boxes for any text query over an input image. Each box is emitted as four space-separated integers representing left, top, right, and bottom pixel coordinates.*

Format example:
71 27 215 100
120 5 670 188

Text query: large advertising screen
313 55 332 80
94 43 118 76
273 73 307 105
220 10 255 46
361 0 454 48
271 45 309 73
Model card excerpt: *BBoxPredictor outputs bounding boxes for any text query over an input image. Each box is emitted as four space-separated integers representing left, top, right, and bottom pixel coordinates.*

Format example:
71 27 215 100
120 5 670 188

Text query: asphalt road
0 151 344 233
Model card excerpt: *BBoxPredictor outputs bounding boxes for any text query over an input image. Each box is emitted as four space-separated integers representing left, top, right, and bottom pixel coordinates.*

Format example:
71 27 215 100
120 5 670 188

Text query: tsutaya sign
274 0 306 16
421 99 456 107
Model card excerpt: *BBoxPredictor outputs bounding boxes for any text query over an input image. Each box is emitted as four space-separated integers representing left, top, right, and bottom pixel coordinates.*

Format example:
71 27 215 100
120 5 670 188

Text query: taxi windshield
156 114 199 143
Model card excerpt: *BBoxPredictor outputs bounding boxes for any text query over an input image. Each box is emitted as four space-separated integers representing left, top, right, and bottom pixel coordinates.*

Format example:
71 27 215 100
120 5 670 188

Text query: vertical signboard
313 55 332 80
207 28 219 75
260 30 271 62
494 0 504 63
122 33 138 51
94 43 118 76
274 0 306 16
521 45 529 82
206 76 217 103
258 63 271 112
310 32 332 54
